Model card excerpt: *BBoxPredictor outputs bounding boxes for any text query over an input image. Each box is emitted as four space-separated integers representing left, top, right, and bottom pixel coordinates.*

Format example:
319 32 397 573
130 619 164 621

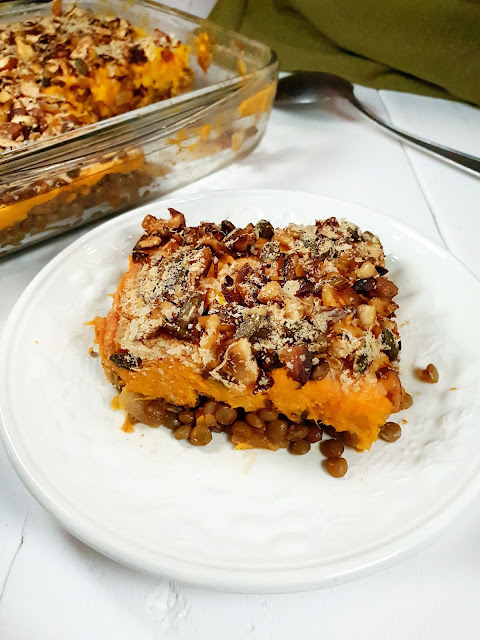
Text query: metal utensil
275 71 479 177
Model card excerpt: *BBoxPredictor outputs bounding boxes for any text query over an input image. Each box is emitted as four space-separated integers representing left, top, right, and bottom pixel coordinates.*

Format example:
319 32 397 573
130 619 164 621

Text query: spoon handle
348 94 480 177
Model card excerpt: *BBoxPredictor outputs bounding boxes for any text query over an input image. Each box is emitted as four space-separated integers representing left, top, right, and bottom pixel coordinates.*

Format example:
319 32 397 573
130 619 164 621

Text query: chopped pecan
142 209 186 235
257 350 284 371
357 261 377 278
295 278 315 297
183 227 202 245
192 246 213 280
0 57 17 71
199 236 228 256
284 254 302 281
0 122 23 140
167 208 186 229
352 277 376 295
129 44 147 64
198 314 222 353
222 274 243 304
137 235 162 249
132 249 149 264
374 277 398 300
213 338 259 387
226 223 256 254
282 344 313 387
234 262 266 307
253 367 274 393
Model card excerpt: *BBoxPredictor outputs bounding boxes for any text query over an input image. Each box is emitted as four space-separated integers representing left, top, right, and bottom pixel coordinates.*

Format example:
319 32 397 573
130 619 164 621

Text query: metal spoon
275 71 480 177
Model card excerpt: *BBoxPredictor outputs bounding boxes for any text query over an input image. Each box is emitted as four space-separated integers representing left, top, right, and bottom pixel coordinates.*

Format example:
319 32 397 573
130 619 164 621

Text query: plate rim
1 188 480 593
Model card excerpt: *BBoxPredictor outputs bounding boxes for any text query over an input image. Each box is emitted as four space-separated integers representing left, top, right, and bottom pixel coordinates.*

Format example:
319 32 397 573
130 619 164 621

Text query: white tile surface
1 0 479 636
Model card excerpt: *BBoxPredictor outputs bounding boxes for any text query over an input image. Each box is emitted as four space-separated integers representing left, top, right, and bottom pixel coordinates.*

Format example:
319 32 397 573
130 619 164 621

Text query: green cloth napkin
209 0 480 106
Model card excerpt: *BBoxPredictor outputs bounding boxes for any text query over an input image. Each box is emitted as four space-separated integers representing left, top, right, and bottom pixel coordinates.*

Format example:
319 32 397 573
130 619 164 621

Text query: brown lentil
320 439 344 458
232 421 254 439
173 424 192 440
266 418 289 443
288 440 311 455
178 410 195 425
215 405 238 425
258 409 278 422
163 413 181 430
379 421 402 442
246 412 266 430
306 424 323 443
342 432 360 448
287 424 310 442
323 425 339 439
399 389 414 410
324 457 348 478
0 166 155 258
211 424 224 433
190 425 212 446
417 363 439 384
204 400 220 415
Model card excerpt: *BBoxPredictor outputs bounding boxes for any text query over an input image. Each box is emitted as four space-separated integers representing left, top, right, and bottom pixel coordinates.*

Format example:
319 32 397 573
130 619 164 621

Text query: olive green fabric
209 0 480 105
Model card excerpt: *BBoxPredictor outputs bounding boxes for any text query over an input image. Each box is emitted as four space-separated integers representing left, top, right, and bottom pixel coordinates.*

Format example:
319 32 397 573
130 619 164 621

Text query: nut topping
106 209 403 403
0 6 196 152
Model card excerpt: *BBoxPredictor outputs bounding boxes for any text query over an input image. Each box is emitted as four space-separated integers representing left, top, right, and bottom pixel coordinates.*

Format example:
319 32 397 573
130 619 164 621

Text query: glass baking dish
0 0 278 257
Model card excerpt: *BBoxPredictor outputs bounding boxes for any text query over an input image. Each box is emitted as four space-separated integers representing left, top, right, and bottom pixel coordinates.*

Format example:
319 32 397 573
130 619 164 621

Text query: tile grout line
377 92 450 250
0 503 31 607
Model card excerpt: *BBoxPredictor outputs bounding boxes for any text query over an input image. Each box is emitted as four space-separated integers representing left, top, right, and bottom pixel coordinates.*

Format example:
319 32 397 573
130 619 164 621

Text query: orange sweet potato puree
94 314 394 451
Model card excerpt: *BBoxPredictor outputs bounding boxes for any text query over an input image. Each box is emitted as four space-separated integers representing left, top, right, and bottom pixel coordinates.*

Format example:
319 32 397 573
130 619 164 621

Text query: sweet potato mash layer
94 209 404 453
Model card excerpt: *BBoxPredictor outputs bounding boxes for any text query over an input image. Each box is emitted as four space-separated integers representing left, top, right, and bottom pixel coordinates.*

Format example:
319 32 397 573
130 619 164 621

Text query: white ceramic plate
1 190 480 593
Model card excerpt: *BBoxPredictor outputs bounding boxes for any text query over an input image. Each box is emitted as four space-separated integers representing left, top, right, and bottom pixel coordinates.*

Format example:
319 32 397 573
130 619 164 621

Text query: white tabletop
1 2 480 637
